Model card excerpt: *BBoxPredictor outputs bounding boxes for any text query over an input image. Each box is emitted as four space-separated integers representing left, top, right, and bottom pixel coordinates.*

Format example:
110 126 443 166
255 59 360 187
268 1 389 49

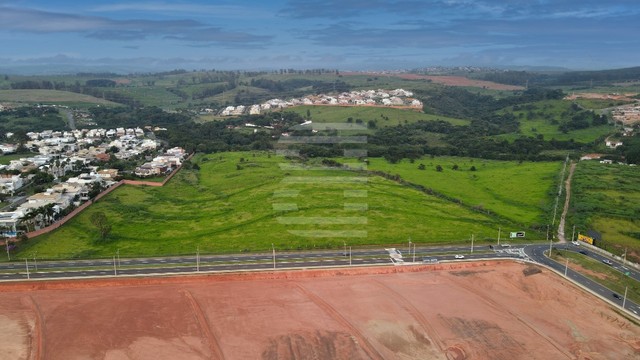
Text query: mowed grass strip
551 249 640 305
366 157 561 225
16 152 506 260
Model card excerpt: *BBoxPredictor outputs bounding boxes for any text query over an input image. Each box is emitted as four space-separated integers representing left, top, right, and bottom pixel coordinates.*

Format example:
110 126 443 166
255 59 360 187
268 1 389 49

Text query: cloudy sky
0 0 638 73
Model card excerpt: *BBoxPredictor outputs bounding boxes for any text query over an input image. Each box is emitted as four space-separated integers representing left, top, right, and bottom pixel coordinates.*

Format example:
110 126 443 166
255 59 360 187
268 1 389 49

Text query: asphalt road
0 245 512 280
524 242 640 315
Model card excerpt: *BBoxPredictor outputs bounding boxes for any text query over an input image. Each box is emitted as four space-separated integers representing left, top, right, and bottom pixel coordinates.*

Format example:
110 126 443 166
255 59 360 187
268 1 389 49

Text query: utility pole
408 237 412 256
497 227 501 246
623 286 628 309
113 256 117 276
25 259 29 280
571 225 575 242
5 239 10 261
564 259 568 277
343 241 346 257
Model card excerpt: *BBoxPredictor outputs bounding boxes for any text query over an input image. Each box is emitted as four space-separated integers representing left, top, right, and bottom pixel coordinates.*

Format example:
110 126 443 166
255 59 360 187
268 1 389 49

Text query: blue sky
0 0 638 73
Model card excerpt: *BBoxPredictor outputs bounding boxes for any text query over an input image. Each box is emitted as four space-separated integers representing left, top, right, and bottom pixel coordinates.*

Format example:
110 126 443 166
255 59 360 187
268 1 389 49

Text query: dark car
613 293 622 300
579 250 588 255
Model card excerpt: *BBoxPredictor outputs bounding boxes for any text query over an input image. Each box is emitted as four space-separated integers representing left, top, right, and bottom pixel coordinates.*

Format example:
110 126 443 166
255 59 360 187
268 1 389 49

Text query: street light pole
343 241 346 257
272 243 276 269
349 246 352 266
413 243 416 263
571 225 575 242
408 237 411 256
5 239 10 261
623 286 628 309
471 234 474 254
497 227 501 246
25 259 29 280
113 255 117 276
564 258 568 277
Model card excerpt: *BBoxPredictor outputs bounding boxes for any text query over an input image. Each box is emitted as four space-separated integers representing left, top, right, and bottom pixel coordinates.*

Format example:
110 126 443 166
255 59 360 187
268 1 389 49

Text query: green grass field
286 105 470 127
0 153 28 165
0 89 119 106
366 157 562 225
13 152 545 260
568 161 640 261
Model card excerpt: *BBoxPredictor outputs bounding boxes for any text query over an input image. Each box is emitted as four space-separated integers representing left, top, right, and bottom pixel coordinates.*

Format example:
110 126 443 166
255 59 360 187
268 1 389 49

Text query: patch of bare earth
0 261 639 359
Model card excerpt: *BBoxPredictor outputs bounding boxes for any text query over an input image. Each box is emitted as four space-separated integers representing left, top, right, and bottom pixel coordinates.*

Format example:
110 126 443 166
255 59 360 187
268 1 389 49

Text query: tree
470 165 477 171
418 163 426 170
452 164 459 170
90 212 112 241
435 165 443 172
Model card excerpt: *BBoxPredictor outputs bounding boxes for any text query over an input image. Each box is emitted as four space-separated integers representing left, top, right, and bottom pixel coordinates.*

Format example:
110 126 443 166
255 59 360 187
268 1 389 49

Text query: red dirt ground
342 72 524 91
1 261 639 360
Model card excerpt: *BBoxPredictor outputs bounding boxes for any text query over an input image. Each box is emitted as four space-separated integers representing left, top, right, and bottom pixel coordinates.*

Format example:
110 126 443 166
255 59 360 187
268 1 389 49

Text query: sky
0 0 639 73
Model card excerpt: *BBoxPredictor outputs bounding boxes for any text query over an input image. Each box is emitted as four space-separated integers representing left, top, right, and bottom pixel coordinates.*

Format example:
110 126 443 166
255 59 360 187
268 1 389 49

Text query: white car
454 254 465 259
572 241 580 246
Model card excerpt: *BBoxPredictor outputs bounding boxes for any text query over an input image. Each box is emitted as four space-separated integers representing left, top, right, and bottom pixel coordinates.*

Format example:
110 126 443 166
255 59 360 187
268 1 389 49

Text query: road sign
510 231 526 238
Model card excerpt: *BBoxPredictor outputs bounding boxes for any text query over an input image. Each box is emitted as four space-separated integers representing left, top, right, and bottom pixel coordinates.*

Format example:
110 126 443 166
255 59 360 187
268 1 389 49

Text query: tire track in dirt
557 162 576 243
294 283 384 360
372 279 446 353
180 289 225 360
23 296 44 360
446 273 574 359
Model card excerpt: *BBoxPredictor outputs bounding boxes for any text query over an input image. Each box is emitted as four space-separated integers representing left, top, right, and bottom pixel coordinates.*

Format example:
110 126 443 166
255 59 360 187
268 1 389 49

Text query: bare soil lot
1 261 639 360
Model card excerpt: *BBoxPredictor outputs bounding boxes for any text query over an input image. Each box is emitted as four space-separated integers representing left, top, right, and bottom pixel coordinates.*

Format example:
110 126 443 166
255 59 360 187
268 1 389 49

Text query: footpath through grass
12 152 550 260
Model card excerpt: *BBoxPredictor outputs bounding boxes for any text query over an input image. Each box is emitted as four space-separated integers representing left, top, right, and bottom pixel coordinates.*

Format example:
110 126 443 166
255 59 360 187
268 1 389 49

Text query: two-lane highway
524 243 640 315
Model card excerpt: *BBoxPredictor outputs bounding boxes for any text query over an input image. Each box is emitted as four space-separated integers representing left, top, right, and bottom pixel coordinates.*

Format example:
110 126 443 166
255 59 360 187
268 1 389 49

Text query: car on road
579 250 588 255
454 254 465 259
613 293 622 300
572 241 580 246
602 259 613 265
422 257 438 264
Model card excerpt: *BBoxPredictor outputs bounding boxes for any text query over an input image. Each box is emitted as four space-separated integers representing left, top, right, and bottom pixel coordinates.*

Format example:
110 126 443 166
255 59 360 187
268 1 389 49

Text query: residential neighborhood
0 127 187 237
219 88 423 116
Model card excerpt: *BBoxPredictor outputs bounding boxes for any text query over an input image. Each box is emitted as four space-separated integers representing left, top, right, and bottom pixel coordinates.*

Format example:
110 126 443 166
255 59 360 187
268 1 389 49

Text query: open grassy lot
14 152 521 260
366 157 561 226
568 161 640 261
286 105 470 127
0 153 28 165
0 89 118 106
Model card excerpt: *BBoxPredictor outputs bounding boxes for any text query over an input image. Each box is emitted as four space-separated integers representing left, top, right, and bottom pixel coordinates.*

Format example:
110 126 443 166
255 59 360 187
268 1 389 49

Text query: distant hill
481 66 640 87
